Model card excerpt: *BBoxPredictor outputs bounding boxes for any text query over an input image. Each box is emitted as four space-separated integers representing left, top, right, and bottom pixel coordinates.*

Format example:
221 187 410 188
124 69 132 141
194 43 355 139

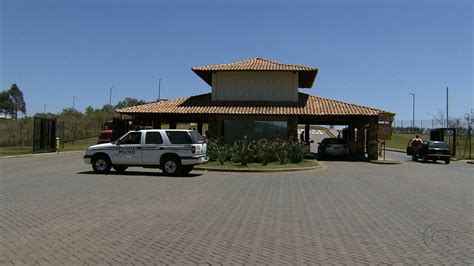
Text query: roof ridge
192 57 317 71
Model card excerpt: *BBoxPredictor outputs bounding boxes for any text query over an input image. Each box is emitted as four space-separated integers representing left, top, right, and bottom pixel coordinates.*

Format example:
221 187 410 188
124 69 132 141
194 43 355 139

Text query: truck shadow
77 170 202 178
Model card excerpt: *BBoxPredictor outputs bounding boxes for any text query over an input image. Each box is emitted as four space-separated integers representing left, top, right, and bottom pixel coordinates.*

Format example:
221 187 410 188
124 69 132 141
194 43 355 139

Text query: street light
410 93 415 133
158 78 162 102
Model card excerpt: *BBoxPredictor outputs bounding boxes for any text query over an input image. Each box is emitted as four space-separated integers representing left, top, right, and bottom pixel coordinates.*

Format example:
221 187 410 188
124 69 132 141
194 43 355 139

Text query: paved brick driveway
1 152 472 264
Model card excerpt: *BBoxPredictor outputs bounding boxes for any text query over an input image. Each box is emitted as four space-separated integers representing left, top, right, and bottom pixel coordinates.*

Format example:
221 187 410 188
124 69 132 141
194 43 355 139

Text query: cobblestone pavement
1 152 472 264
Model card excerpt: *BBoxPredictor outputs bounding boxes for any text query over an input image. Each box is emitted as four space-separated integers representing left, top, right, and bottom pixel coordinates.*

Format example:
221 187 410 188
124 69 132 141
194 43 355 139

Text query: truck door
113 131 143 165
142 131 166 165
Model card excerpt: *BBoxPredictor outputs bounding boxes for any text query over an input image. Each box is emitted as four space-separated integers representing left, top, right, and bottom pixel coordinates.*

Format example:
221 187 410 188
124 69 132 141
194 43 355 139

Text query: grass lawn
202 159 318 169
0 138 98 157
385 133 473 159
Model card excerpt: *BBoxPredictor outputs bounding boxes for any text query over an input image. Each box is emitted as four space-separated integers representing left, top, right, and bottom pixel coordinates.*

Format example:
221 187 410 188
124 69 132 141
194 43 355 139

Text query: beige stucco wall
211 71 298 102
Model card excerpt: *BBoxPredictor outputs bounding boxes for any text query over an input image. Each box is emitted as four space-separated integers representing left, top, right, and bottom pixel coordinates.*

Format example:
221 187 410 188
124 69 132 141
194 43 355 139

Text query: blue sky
1 0 472 120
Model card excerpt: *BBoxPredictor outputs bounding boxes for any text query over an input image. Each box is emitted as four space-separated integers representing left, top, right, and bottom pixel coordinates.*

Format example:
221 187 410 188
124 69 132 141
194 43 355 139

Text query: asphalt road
0 151 472 264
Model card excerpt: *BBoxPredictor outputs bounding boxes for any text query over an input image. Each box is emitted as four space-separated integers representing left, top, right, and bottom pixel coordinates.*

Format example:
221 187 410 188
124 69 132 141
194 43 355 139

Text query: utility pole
158 78 162 102
44 104 46 113
109 86 113 106
446 87 449 128
410 93 415 133
73 96 76 110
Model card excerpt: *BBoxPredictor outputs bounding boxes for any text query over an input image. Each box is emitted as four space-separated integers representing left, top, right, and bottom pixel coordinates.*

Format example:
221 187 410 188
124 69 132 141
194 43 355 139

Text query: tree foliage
0 91 14 116
7 84 26 119
0 84 27 119
114 98 146 109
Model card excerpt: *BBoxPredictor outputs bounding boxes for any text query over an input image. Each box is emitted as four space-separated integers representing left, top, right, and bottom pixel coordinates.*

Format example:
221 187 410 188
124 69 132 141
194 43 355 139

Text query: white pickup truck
84 129 208 176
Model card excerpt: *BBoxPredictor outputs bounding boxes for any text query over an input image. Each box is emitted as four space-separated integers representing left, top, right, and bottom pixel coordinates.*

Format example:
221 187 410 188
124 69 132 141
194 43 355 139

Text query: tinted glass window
189 131 203 143
430 142 449 149
322 138 344 144
166 131 193 144
223 120 287 143
120 132 141 145
145 132 163 144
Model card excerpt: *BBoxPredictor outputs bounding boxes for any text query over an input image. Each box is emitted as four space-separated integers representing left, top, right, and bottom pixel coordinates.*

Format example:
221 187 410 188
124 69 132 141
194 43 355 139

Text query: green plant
287 140 309 163
275 140 289 164
232 136 252 166
216 144 230 165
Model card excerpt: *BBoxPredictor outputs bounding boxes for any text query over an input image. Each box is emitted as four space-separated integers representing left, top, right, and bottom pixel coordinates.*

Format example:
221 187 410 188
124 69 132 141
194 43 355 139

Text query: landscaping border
194 161 322 173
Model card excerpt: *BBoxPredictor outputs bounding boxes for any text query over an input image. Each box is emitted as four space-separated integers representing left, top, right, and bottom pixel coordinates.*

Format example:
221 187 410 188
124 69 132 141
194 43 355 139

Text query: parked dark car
406 140 451 164
318 138 348 159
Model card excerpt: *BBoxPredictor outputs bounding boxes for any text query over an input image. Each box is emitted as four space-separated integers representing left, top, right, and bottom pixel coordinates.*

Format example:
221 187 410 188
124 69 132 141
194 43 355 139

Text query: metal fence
0 118 101 148
393 119 471 135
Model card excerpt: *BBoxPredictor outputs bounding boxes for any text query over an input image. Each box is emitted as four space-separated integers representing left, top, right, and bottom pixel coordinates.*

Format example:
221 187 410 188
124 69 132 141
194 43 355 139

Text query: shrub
232 136 253 166
216 144 231 165
287 140 309 163
255 139 276 165
275 140 289 164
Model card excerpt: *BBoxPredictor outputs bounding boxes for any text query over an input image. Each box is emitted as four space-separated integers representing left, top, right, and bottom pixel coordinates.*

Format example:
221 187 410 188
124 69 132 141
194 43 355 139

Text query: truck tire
162 156 182 176
445 158 450 164
92 154 112 174
113 165 128 173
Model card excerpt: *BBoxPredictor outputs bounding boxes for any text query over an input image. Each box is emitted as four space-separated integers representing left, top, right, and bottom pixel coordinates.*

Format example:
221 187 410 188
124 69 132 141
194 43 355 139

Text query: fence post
20 122 23 149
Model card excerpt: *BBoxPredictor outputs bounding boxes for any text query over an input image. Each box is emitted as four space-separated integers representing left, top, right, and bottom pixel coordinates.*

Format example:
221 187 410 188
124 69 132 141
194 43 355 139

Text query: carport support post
304 124 310 144
169 121 177 129
367 120 379 160
197 122 203 134
152 119 161 129
356 123 365 158
207 116 218 141
287 117 298 141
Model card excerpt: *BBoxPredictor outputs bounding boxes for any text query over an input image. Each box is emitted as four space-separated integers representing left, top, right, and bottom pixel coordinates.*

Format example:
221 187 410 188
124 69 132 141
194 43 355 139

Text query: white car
84 129 208 176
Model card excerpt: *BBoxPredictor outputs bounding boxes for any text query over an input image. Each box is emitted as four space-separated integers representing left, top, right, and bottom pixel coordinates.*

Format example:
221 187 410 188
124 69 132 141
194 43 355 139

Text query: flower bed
207 137 311 166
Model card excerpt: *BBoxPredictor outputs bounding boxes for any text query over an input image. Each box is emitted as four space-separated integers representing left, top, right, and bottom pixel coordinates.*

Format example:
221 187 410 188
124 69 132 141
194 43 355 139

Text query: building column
152 119 161 129
197 122 203 134
169 121 177 129
367 120 379 160
207 116 218 141
304 124 310 144
348 124 357 157
356 125 365 158
287 117 298 141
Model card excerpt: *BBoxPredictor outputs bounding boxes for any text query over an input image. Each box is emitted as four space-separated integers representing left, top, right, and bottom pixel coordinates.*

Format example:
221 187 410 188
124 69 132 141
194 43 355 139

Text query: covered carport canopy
117 92 394 160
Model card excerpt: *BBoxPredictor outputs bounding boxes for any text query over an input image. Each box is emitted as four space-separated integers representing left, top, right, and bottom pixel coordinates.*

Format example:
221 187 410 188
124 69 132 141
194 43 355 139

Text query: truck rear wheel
162 156 181 176
445 158 450 164
92 155 112 174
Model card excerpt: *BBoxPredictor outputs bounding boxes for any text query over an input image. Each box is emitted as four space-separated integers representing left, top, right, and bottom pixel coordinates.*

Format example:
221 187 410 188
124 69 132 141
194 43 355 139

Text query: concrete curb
369 160 403 165
0 150 83 159
194 162 322 173
384 148 405 153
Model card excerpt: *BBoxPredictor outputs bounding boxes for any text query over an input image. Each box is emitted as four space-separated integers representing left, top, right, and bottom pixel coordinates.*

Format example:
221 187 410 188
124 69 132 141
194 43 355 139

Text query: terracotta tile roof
192 57 318 88
117 93 393 117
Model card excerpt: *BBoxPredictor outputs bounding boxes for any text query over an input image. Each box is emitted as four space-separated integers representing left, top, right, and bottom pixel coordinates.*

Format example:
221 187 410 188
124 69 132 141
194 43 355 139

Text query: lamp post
158 78 162 102
410 93 415 133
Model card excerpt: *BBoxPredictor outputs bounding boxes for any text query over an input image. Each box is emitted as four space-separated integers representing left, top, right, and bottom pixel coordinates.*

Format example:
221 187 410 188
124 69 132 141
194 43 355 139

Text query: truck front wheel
92 154 112 174
162 156 181 176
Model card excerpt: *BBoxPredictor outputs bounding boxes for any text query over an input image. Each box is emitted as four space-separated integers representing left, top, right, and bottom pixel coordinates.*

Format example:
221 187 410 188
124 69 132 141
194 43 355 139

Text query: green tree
114 98 146 109
7 84 26 120
0 91 14 117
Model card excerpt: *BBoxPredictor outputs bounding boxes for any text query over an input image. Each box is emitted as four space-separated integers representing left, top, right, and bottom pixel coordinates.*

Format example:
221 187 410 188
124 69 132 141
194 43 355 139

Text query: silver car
317 138 349 158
